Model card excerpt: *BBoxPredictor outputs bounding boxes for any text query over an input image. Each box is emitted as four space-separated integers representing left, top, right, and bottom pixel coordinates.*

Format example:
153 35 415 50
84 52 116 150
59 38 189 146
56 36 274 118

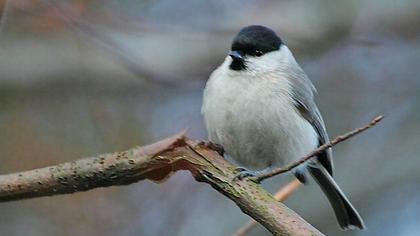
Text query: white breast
202 60 318 170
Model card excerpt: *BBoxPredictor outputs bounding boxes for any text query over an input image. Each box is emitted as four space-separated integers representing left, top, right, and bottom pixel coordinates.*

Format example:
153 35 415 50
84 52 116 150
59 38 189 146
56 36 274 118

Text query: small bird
201 25 365 230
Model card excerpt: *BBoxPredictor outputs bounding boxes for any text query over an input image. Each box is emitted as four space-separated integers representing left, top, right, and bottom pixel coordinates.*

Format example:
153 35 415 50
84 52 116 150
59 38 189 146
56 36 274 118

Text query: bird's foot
199 141 225 156
233 167 261 183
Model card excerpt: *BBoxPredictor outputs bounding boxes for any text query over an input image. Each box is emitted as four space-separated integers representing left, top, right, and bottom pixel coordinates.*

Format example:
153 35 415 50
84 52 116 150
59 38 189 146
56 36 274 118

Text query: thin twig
0 0 11 35
254 115 384 182
42 1 203 87
233 115 383 235
234 179 302 236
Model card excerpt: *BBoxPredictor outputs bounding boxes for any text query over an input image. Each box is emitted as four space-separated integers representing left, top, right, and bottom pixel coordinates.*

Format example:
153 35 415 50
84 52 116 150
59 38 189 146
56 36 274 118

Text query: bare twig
254 115 384 182
233 115 383 236
234 179 302 236
0 0 11 35
42 1 204 87
273 179 302 200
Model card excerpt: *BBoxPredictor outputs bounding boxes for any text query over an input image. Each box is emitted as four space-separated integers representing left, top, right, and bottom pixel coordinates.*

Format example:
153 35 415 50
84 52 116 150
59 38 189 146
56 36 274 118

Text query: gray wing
288 68 334 175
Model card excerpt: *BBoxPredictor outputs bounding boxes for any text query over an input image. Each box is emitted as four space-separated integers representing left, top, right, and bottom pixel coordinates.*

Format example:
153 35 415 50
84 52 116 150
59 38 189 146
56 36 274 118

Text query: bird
201 25 365 230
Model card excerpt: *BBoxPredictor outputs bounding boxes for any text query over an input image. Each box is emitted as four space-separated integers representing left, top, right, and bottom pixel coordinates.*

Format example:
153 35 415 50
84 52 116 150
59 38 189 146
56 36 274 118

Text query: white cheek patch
244 46 295 75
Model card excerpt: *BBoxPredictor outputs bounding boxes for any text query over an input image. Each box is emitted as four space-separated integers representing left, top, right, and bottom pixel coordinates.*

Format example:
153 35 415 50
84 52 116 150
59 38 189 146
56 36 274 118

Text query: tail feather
307 163 365 230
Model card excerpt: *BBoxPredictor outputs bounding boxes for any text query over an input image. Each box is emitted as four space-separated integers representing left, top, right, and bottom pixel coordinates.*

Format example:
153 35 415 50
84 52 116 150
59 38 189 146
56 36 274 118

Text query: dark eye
255 50 263 57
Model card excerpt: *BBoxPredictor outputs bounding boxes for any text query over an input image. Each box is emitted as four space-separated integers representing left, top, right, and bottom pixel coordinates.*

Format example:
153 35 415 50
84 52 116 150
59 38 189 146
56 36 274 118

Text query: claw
232 166 271 183
232 167 261 183
233 170 256 181
234 167 249 173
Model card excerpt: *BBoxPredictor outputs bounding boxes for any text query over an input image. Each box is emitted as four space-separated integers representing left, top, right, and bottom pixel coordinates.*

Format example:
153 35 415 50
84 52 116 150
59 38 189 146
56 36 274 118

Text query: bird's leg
199 141 225 156
233 167 272 183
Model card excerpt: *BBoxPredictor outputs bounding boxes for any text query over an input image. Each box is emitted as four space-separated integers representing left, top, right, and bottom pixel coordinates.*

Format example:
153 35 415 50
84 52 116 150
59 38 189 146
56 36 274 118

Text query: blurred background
0 0 419 235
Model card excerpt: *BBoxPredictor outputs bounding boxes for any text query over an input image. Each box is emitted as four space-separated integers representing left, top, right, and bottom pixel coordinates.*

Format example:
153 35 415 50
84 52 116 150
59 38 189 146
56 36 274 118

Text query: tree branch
0 132 323 236
0 115 383 235
233 179 302 236
253 115 384 182
232 115 383 235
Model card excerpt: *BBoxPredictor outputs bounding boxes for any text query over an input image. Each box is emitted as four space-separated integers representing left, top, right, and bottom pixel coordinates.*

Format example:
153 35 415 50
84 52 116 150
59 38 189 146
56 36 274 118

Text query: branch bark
0 115 383 235
0 132 323 236
234 179 302 236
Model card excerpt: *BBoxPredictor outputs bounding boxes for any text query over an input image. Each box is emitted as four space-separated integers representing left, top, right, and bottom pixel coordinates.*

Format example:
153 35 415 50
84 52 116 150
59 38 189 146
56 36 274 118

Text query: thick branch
234 179 302 236
0 132 322 236
0 115 383 235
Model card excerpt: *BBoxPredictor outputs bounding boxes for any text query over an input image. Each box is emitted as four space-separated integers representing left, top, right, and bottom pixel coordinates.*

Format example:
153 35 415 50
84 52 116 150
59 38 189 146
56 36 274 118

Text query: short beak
229 50 243 61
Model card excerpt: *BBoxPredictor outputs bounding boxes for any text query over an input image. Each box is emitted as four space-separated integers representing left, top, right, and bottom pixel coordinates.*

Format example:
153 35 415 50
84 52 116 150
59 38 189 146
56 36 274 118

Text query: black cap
231 25 283 57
